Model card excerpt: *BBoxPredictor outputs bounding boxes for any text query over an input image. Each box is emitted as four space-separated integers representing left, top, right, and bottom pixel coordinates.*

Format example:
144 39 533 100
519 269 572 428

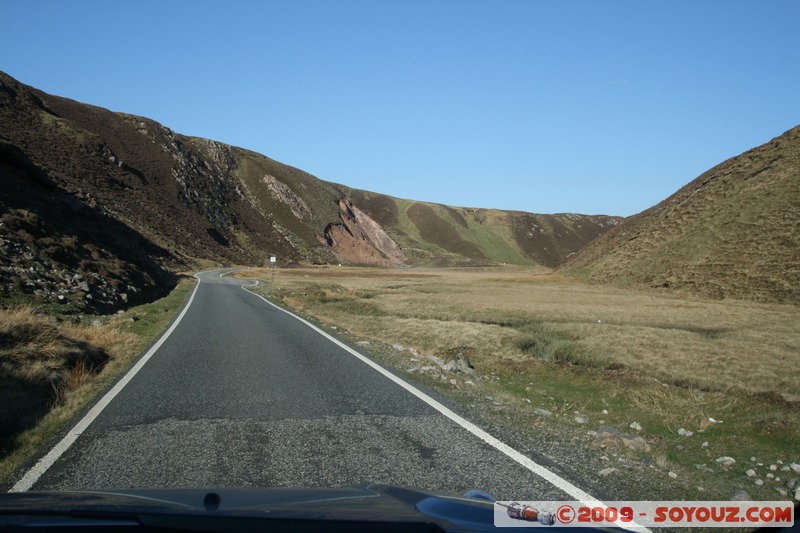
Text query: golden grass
0 280 194 483
250 266 800 400
0 307 136 444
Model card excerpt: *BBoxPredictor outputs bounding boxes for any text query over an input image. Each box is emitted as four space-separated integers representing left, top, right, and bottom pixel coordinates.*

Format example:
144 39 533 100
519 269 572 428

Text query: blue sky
2 1 798 216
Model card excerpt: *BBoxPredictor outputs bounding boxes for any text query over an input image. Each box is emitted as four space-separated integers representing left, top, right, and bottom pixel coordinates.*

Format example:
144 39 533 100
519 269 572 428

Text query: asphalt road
20 269 584 500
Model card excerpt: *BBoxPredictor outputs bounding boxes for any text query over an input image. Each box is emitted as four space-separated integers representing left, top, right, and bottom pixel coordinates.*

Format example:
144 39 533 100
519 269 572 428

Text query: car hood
0 484 502 532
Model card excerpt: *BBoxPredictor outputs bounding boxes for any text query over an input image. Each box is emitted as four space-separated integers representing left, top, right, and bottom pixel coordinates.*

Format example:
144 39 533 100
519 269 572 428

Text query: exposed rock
262 174 314 220
441 355 478 376
321 198 405 266
594 425 650 453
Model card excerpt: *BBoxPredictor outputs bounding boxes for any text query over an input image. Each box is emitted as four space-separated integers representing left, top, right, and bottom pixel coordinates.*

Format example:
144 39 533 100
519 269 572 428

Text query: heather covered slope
1 70 621 283
0 71 316 267
563 126 800 304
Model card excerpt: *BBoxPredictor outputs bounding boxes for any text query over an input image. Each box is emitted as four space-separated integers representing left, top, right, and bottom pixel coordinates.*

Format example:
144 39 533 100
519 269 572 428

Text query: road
15 269 590 500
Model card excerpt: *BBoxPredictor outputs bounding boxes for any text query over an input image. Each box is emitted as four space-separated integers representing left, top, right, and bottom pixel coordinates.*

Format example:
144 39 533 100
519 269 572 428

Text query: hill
0 71 619 312
563 126 800 304
330 186 620 267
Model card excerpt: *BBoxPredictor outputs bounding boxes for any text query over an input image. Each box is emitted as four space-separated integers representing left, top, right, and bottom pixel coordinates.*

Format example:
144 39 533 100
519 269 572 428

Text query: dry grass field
252 266 799 400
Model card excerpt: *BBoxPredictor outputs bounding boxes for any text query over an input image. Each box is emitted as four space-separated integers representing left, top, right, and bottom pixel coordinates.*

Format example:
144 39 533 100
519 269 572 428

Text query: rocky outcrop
319 199 405 266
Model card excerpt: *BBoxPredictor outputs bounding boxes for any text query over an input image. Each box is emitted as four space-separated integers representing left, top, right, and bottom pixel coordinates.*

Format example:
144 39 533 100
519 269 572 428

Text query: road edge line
243 286 651 533
8 276 203 493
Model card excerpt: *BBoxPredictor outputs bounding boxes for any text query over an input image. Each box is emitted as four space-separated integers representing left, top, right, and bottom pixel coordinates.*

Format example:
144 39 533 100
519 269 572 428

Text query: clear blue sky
2 0 798 216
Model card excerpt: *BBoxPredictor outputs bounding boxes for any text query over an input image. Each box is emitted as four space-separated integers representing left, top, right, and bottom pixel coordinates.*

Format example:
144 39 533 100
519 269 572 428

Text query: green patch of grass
321 299 387 317
513 322 582 363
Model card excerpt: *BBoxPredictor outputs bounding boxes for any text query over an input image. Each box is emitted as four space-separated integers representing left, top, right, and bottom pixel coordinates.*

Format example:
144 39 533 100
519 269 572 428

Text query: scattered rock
534 408 552 417
755 479 764 486
356 341 370 346
574 414 589 424
668 471 678 479
629 422 642 432
599 467 617 477
678 428 693 437
790 463 800 474
440 354 478 376
701 441 709 448
746 469 757 477
769 464 778 471
594 425 650 453
716 456 736 466
766 473 775 479
729 490 751 501
392 343 405 351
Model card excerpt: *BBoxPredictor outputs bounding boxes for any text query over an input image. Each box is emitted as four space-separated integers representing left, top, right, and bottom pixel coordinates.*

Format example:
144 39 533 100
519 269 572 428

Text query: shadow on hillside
0 141 180 314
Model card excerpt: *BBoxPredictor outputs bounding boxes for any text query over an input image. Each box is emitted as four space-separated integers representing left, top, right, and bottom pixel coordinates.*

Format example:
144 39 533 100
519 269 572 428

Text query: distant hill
332 186 619 267
563 126 800 304
0 71 619 312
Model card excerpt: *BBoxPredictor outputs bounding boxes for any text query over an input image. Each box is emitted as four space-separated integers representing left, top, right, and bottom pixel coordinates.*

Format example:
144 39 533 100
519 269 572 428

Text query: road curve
15 269 589 500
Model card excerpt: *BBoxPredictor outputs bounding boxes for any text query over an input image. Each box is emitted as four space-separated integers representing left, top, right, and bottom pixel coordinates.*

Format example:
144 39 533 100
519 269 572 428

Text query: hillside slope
1 70 621 310
563 126 800 304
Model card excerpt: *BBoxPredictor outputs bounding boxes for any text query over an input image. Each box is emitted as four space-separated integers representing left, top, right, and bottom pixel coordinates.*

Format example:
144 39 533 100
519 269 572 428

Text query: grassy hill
333 186 620 267
563 126 800 304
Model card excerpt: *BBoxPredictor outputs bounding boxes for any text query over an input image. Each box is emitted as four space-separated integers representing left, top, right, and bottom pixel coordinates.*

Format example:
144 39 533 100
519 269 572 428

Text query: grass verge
0 277 195 485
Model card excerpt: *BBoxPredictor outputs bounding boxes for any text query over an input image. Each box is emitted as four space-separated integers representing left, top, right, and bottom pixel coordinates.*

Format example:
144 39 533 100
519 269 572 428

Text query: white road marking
9 276 203 493
245 285 651 533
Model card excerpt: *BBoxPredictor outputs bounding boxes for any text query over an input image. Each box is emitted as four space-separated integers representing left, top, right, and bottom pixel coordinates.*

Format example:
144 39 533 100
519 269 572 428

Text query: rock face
320 199 406 266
